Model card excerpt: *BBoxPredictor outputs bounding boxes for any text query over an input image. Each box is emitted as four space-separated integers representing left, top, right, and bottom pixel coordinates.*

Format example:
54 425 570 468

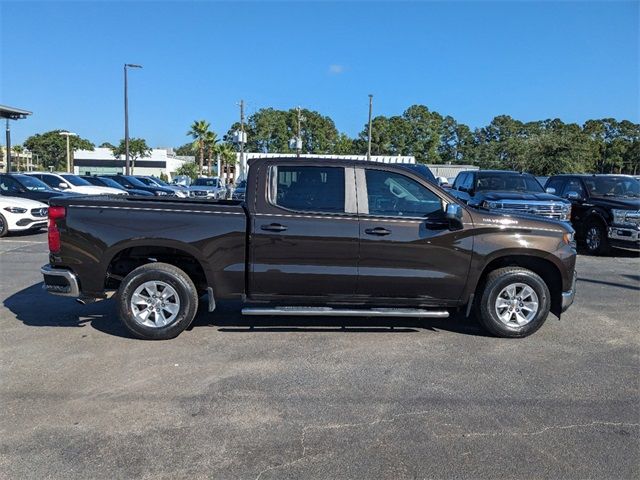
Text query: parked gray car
189 177 225 199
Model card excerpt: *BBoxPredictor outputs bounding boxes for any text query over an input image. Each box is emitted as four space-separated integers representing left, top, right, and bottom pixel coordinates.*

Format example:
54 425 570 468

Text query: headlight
3 207 27 214
563 231 575 246
154 191 168 196
482 200 498 209
560 203 572 221
612 209 628 225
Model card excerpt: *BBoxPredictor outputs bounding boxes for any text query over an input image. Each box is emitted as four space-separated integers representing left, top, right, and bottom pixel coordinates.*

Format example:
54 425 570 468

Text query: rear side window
365 169 443 217
562 178 586 197
271 165 345 213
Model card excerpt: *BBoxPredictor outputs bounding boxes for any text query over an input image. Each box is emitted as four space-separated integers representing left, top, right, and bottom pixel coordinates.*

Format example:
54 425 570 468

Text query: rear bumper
41 264 80 297
561 270 577 312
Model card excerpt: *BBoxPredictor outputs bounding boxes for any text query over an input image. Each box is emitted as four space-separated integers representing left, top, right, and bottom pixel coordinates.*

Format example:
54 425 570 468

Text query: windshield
193 178 219 187
150 177 169 186
61 174 92 186
122 176 148 188
583 176 640 197
16 175 53 192
236 180 246 189
476 173 544 193
97 177 125 190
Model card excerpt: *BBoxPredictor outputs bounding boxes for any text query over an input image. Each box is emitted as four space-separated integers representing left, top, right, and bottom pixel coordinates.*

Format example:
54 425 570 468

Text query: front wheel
584 221 610 255
477 267 551 338
117 262 199 340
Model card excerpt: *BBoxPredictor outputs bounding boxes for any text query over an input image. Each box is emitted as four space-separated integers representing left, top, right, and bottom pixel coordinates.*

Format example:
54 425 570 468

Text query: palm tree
204 131 219 176
187 120 211 175
218 143 237 184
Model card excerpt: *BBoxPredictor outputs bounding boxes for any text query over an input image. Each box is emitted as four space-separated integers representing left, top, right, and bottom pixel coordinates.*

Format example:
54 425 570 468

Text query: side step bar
241 307 449 318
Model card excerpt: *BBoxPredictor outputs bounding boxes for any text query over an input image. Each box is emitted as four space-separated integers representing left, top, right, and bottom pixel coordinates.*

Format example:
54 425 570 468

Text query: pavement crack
434 421 640 439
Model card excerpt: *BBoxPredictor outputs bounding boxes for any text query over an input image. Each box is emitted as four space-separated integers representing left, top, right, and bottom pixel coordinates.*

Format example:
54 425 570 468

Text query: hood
0 196 48 209
589 195 640 210
468 207 572 234
479 191 568 203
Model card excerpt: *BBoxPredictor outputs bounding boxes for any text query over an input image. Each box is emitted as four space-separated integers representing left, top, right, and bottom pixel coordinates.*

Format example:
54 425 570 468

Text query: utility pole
367 94 373 161
124 63 142 175
296 106 302 158
239 99 245 181
5 119 10 173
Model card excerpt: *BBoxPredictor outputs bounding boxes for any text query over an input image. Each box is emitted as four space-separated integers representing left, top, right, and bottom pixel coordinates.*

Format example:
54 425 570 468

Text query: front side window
271 165 345 213
562 178 586 198
545 177 565 193
365 169 443 217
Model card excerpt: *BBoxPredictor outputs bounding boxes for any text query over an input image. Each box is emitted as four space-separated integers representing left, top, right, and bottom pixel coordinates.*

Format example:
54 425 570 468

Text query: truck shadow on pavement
4 283 488 338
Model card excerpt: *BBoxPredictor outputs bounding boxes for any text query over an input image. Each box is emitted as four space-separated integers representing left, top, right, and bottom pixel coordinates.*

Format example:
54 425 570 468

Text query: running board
241 307 449 318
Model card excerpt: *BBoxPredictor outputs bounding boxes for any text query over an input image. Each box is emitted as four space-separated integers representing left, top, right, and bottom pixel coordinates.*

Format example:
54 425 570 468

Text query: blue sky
1 1 638 147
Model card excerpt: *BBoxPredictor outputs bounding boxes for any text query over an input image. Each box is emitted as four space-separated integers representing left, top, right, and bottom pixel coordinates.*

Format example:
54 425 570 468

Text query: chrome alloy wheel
494 283 539 326
130 281 180 328
586 226 601 251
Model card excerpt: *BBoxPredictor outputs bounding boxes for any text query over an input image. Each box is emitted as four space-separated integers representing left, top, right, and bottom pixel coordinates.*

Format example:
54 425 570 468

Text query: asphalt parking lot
1 231 638 479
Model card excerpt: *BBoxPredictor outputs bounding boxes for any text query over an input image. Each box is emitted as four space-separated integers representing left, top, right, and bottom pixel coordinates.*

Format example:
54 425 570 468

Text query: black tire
0 214 8 237
116 262 199 340
476 267 551 338
584 220 610 256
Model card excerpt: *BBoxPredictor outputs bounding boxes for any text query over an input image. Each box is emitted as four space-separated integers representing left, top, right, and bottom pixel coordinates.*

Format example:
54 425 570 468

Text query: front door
249 163 359 299
356 167 473 302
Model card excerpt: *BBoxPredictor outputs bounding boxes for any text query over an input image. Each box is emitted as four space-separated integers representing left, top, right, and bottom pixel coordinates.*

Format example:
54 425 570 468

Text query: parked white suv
0 196 48 237
24 172 126 195
189 177 225 199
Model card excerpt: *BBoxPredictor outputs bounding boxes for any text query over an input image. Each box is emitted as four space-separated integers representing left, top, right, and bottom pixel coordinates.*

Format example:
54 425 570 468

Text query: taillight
48 206 66 253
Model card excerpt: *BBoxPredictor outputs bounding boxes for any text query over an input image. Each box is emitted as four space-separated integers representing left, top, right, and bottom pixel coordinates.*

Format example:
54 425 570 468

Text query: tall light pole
59 131 77 173
124 63 142 175
367 94 373 161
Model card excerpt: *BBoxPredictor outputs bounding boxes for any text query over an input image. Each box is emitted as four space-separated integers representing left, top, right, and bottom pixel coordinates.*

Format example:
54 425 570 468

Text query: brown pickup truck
41 158 577 340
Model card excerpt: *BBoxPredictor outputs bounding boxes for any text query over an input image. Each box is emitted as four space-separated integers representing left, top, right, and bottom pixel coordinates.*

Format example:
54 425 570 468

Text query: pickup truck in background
41 158 577 340
450 170 572 221
545 174 640 254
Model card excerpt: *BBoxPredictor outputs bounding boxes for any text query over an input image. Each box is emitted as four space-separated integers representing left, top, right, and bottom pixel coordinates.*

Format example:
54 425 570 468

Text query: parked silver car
189 177 225 199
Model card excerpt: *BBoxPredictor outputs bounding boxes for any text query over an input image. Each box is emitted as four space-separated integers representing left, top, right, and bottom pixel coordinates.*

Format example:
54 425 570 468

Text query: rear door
249 163 359 299
356 166 473 302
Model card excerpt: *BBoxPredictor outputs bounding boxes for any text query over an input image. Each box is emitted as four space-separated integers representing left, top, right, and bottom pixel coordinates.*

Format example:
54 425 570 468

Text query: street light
124 63 142 175
59 131 77 173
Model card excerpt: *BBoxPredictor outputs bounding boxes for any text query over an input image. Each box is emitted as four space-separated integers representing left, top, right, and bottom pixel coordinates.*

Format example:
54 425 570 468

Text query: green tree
175 142 198 157
23 130 94 171
99 142 116 149
217 143 237 182
111 138 152 174
175 161 199 180
187 120 211 174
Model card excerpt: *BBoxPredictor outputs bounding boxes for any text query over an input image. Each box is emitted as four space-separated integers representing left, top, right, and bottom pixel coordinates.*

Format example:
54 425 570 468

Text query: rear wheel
477 267 551 338
0 214 8 237
117 262 198 340
584 220 609 255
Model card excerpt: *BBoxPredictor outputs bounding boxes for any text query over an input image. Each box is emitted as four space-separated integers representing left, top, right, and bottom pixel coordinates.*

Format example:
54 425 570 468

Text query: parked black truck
545 174 640 254
41 158 577 340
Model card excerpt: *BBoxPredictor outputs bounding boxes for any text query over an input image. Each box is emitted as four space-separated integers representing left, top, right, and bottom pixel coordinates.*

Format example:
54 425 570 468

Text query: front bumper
41 265 80 297
608 226 640 248
561 270 577 312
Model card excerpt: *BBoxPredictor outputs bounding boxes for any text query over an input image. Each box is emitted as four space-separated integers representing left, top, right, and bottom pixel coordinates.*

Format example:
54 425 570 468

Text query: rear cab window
270 165 346 214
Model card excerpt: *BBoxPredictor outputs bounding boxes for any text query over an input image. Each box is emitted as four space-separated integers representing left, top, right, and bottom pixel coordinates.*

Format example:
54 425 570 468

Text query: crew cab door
356 167 473 301
249 163 359 298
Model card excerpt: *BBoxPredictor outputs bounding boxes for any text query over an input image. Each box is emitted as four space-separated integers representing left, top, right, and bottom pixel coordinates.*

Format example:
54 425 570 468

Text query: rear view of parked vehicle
450 170 571 220
0 196 48 237
545 174 640 254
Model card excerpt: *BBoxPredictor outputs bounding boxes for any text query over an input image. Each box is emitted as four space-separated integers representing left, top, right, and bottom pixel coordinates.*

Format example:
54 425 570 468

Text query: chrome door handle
365 227 391 236
261 223 288 232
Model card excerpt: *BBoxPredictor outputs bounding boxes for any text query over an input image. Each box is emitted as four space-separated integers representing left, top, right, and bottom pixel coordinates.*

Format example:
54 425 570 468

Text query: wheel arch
473 253 564 317
103 240 212 295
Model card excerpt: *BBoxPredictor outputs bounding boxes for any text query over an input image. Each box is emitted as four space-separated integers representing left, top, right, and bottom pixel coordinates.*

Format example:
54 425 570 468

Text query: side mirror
545 187 556 194
565 191 581 201
58 182 69 189
446 203 464 230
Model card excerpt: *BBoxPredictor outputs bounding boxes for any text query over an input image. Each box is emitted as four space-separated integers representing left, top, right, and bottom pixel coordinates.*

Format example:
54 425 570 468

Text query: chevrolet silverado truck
545 174 640 254
41 158 577 340
450 170 572 221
